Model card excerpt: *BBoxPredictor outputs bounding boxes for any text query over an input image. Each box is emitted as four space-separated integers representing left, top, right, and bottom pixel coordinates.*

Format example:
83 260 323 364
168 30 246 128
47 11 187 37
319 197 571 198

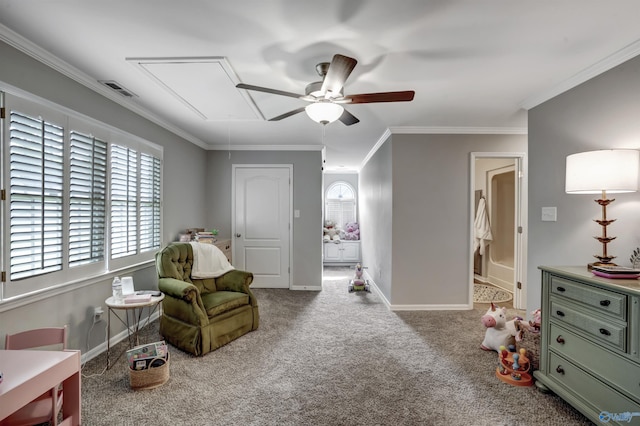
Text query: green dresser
535 266 640 425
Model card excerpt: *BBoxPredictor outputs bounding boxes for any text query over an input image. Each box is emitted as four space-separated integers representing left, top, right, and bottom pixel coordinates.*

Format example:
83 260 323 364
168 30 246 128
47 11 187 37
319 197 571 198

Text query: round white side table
105 294 164 369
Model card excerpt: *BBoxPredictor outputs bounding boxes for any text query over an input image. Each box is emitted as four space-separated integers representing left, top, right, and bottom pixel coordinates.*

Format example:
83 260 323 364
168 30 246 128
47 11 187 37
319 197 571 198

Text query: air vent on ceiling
99 80 138 98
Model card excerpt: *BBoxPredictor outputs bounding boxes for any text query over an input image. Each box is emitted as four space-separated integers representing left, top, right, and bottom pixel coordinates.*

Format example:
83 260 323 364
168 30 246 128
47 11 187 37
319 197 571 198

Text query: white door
233 165 291 288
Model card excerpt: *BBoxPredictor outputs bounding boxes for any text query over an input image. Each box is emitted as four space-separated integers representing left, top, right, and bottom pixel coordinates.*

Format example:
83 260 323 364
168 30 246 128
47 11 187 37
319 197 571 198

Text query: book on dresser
591 265 640 279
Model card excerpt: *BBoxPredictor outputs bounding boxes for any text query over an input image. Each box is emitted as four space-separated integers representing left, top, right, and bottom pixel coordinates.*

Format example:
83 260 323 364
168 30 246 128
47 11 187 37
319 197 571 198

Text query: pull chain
322 122 326 145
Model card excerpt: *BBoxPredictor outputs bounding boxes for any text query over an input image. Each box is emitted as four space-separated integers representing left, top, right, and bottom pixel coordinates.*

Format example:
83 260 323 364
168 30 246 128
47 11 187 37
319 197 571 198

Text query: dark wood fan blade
338 109 360 126
268 106 307 121
343 91 415 104
320 54 357 96
236 83 305 99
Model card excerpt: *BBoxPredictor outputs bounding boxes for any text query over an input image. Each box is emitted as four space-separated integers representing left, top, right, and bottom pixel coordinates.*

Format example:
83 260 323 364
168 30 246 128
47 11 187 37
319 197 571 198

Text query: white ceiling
2 1 640 171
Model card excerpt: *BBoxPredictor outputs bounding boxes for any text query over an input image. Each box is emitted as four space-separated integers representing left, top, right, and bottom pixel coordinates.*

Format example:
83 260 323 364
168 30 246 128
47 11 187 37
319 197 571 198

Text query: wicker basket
129 353 170 390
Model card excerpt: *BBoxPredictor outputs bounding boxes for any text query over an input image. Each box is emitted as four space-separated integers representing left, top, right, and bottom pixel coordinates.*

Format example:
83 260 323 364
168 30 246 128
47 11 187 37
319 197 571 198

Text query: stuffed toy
527 308 541 333
480 302 524 352
323 219 341 243
342 222 360 240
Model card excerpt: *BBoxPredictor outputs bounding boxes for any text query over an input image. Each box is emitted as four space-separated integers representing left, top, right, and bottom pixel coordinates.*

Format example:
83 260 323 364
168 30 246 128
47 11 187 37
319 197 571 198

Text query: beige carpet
80 267 591 425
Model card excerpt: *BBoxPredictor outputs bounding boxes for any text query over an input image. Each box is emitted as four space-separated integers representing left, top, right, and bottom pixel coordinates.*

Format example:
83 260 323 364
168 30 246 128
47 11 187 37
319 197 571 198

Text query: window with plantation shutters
2 92 163 300
9 111 64 280
110 144 138 259
325 181 356 228
110 145 162 259
69 131 107 267
139 153 161 252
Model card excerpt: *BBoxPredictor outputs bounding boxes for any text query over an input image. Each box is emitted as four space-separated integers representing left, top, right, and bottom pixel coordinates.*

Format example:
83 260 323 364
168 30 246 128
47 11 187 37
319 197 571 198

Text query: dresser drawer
551 275 626 319
214 239 232 264
550 300 626 351
549 323 640 401
547 352 639 419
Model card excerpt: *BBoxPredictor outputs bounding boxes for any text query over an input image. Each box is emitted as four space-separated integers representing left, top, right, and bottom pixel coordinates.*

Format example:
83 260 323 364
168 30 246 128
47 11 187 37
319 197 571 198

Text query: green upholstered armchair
155 242 259 356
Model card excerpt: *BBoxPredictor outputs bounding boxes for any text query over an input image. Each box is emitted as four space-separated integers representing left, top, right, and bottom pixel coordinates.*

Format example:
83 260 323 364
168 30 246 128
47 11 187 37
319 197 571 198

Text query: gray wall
206 150 324 289
0 40 208 352
360 133 527 307
360 137 394 301
528 55 640 311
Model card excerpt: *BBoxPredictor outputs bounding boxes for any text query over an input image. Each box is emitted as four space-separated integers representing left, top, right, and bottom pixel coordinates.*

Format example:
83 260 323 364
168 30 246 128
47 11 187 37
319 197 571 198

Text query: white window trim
324 181 357 229
0 90 163 305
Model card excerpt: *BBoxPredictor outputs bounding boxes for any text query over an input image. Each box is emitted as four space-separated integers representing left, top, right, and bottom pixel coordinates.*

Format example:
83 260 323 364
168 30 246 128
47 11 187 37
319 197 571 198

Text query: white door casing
469 153 527 310
232 165 292 289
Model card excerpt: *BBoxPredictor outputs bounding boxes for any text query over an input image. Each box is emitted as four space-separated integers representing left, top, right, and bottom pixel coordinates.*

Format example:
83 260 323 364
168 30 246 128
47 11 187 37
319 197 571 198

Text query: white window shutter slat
9 111 64 279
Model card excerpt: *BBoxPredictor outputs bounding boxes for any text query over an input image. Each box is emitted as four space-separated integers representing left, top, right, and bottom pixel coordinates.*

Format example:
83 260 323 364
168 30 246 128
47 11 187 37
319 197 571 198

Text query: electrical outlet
93 306 104 323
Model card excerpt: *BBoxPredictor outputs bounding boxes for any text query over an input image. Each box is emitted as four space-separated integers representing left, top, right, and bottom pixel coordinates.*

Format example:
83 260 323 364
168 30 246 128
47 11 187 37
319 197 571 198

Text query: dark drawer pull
556 310 565 317
556 366 565 375
557 286 566 292
599 328 611 336
556 336 565 344
600 300 611 307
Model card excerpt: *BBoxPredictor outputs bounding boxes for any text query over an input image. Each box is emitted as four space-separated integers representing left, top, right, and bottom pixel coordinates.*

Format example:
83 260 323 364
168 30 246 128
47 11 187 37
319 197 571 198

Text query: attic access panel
127 56 263 121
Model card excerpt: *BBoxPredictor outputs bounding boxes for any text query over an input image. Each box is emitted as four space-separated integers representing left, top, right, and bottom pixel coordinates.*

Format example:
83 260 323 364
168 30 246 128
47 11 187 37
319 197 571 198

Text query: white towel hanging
474 197 493 256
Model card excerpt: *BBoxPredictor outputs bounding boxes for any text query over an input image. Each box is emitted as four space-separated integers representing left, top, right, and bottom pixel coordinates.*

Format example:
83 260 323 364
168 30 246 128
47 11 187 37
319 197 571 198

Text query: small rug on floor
474 283 512 303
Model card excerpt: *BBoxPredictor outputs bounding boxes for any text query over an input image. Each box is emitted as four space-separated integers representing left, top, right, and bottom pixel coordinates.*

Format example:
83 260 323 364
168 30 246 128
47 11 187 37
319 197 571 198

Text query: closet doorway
470 153 527 310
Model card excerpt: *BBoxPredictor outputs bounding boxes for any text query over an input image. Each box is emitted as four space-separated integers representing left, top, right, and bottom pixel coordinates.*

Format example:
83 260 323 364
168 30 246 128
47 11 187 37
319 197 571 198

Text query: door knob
236 233 242 238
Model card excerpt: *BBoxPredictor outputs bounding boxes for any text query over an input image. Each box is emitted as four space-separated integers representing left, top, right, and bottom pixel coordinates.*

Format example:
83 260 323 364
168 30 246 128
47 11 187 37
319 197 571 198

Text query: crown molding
0 23 209 150
520 38 640 110
207 144 324 151
323 169 359 174
359 128 392 171
389 126 527 135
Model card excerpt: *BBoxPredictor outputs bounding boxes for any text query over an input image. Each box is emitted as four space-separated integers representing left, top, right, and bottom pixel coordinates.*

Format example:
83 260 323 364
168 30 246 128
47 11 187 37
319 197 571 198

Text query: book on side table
124 293 152 304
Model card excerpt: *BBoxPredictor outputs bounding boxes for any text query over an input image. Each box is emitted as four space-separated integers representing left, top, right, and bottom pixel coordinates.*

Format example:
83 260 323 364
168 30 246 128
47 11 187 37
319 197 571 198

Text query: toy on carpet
323 219 341 243
496 345 533 387
341 222 360 240
480 302 524 352
527 308 541 334
348 263 370 293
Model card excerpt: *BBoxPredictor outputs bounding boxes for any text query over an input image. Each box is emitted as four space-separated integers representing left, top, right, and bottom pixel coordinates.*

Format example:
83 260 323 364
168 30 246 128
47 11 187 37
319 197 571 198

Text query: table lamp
565 149 639 269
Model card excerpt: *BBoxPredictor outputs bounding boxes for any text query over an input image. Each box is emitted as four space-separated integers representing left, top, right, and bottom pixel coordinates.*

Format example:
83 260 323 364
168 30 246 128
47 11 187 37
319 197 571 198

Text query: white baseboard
390 303 472 311
474 274 489 283
81 309 162 365
362 271 390 308
364 271 473 311
290 285 322 291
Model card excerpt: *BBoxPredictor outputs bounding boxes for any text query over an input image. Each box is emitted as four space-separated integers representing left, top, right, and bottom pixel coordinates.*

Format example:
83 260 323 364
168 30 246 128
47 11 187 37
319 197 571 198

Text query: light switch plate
294 209 300 218
541 207 557 222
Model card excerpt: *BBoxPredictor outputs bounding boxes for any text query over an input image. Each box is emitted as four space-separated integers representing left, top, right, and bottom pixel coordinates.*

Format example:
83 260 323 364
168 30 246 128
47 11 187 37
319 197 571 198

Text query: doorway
232 165 292 289
469 153 527 310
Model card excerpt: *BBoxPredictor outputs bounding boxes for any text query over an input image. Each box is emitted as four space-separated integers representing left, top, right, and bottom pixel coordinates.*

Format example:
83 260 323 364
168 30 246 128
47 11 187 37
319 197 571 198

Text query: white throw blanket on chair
190 242 235 279
474 197 493 256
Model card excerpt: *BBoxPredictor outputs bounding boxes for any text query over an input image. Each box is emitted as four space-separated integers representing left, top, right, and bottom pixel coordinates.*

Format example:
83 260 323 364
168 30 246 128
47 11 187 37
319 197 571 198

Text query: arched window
325 181 356 228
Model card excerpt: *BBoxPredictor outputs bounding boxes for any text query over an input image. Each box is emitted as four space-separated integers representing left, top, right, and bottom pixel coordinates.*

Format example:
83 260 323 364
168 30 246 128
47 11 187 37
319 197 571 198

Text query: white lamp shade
565 149 639 194
305 102 344 124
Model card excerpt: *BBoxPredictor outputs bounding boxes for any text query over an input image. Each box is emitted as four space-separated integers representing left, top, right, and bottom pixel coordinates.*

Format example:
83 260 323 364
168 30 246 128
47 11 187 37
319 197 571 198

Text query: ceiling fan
236 54 415 126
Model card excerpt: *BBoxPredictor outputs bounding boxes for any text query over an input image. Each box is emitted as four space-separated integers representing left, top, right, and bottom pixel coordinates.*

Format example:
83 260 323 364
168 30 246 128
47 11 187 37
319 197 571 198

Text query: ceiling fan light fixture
305 102 344 124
